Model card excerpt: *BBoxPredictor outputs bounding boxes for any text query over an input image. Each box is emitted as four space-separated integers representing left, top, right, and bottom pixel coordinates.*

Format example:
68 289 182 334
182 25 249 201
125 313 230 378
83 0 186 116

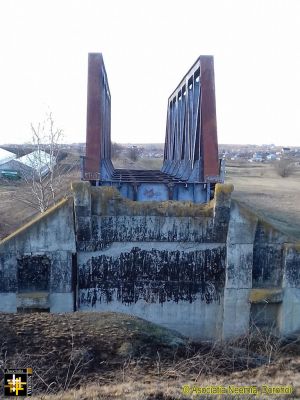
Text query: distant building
0 148 16 166
0 150 55 178
251 152 264 162
17 150 55 177
0 148 20 178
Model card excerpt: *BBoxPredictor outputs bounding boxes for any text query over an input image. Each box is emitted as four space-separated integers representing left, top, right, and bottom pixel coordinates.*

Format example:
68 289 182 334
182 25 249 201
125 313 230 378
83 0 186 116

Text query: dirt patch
0 312 187 395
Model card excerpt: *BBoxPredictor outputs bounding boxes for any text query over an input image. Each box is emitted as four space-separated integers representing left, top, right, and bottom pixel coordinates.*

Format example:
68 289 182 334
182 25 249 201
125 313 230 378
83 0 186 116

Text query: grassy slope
226 161 300 240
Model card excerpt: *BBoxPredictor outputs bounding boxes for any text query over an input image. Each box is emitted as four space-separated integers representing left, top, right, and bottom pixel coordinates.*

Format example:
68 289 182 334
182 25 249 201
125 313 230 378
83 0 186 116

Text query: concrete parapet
0 197 76 253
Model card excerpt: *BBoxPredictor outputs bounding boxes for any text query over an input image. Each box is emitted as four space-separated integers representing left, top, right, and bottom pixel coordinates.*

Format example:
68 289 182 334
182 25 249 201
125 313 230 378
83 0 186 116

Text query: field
226 161 300 240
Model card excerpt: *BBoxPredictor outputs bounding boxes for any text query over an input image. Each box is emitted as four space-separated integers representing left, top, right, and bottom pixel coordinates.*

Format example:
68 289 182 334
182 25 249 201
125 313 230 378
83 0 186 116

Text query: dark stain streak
17 255 51 292
79 247 226 306
82 216 221 251
285 251 300 286
253 245 283 288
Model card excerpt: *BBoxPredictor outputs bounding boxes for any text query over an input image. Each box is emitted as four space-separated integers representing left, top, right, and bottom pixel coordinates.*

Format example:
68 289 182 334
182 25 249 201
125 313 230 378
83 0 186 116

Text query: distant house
17 150 55 177
0 148 16 166
282 147 291 153
251 152 264 162
0 150 55 178
0 148 19 178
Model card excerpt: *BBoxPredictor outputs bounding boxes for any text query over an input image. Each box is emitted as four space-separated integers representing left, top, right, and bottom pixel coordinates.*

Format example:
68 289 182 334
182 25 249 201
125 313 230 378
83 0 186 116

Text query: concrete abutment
0 183 300 341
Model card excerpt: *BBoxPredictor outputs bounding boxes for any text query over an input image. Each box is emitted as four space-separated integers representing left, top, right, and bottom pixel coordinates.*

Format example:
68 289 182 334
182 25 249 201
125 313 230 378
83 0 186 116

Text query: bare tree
128 146 139 162
16 113 79 213
111 142 123 159
274 158 295 178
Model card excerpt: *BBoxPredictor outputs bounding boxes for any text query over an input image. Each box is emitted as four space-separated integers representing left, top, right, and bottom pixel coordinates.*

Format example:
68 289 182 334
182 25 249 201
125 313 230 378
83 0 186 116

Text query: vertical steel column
85 53 103 180
200 56 219 180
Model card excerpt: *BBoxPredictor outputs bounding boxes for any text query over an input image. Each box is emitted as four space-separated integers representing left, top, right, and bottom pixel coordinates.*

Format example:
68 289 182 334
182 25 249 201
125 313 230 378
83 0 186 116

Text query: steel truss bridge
81 53 223 202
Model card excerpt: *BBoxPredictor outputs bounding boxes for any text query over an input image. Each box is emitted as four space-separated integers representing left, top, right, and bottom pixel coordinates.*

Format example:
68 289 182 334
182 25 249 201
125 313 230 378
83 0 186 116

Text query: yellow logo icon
4 368 32 397
5 374 27 396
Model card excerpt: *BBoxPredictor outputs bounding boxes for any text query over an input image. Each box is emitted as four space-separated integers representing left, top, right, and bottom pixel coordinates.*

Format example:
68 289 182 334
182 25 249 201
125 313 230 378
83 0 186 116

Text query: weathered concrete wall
73 182 233 339
251 217 291 335
78 244 226 338
222 201 257 340
1 182 300 341
223 200 300 339
0 198 76 312
280 244 300 335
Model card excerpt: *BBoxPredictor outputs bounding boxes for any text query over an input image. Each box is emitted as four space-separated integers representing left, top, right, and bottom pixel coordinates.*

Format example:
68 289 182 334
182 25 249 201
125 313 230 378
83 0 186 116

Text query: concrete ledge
249 288 283 304
88 186 214 217
284 243 300 252
17 291 50 308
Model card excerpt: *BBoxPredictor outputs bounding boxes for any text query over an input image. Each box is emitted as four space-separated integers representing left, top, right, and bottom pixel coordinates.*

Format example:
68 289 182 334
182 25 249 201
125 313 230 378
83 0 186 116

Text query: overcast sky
0 0 300 146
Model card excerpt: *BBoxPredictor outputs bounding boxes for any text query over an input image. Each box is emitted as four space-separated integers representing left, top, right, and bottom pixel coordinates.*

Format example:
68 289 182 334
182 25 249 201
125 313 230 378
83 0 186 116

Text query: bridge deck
111 169 183 183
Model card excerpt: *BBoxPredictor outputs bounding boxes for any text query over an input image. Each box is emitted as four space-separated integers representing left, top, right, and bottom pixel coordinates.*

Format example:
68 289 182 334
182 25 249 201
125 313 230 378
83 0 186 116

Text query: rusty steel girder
84 53 111 181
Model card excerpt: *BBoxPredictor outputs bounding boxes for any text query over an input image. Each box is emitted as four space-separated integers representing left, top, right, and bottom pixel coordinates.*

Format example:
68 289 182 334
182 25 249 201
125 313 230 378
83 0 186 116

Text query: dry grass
1 312 300 399
226 161 300 239
112 156 163 170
